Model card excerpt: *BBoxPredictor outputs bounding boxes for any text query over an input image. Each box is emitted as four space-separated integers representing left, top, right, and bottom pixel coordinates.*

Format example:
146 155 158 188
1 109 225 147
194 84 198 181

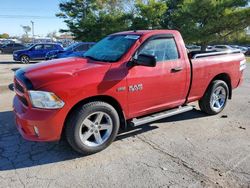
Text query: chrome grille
18 96 28 106
15 81 24 93
14 78 28 107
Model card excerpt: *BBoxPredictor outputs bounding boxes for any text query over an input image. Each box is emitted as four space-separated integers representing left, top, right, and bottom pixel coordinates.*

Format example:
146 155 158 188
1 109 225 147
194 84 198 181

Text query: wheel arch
61 95 127 139
208 73 232 99
20 54 30 59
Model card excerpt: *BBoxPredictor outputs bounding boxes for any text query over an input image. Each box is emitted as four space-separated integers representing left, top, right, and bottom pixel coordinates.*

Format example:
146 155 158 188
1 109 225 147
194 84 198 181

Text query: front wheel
20 55 30 64
199 80 229 115
65 101 120 155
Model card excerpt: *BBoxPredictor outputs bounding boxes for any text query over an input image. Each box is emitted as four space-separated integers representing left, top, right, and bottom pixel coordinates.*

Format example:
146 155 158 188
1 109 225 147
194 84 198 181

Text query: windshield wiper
84 55 111 62
84 55 101 61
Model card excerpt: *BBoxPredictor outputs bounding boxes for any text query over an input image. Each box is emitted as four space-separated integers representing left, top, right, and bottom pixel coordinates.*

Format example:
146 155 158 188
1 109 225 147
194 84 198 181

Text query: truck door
127 36 188 117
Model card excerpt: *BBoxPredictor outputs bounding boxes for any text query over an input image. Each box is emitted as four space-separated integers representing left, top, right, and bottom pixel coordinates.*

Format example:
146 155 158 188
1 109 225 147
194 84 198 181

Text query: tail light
240 59 246 71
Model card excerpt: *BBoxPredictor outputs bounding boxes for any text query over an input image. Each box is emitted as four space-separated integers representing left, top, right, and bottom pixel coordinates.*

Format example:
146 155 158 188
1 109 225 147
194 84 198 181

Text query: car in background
46 42 95 60
206 45 214 51
13 43 63 64
239 46 248 54
231 45 248 54
211 45 235 52
186 45 201 52
0 43 26 54
245 46 250 56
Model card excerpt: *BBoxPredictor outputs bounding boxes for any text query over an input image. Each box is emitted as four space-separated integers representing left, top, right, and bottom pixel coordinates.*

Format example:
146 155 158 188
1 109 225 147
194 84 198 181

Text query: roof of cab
111 30 180 36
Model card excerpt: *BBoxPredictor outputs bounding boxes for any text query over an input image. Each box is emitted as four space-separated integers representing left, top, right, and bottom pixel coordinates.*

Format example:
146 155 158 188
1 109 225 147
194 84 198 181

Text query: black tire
20 55 30 64
199 80 229 115
65 101 120 155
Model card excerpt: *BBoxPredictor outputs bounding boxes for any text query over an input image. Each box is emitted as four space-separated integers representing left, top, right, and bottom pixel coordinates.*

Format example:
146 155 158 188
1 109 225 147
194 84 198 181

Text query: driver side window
136 38 179 62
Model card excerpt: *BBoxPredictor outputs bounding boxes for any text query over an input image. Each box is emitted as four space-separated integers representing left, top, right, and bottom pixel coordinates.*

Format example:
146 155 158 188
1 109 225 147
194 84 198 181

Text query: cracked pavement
0 55 250 188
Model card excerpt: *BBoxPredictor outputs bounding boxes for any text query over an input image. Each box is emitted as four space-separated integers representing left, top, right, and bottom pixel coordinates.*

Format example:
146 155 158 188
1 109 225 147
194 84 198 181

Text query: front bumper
13 95 64 142
237 71 244 87
13 55 19 61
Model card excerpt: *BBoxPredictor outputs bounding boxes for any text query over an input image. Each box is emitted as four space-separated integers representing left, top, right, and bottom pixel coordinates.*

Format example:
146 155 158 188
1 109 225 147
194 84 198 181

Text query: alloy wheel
210 86 226 112
79 111 113 147
21 56 29 64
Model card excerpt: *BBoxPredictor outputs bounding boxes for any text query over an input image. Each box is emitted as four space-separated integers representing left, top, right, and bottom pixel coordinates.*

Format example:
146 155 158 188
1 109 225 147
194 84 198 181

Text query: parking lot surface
0 54 249 188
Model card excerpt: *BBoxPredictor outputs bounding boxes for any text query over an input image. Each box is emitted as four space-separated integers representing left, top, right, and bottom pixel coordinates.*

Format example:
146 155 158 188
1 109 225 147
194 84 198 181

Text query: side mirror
133 54 156 67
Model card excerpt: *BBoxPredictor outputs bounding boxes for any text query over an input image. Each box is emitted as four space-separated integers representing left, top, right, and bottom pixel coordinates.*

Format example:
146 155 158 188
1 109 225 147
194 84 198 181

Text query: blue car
45 42 95 60
13 43 63 64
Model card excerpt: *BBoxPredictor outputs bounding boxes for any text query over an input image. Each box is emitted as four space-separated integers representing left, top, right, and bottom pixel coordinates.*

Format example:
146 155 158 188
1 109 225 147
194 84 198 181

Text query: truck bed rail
191 50 241 59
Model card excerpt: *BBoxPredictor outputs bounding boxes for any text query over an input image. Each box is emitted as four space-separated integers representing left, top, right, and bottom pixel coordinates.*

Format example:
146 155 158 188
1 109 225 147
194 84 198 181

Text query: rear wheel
199 80 229 115
65 101 120 154
20 55 30 64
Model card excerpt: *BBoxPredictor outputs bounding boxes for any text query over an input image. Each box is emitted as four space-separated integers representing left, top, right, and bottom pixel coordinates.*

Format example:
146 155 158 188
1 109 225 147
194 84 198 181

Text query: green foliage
0 33 9 38
57 0 250 45
131 0 167 30
222 30 250 45
56 0 131 41
163 0 250 46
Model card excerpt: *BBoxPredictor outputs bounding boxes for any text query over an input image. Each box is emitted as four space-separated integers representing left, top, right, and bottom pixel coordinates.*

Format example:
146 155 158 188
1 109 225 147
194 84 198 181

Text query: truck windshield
84 35 140 62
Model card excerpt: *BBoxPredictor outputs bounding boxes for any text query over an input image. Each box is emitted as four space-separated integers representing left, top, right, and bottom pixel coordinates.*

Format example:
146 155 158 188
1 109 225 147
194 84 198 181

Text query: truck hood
17 57 111 89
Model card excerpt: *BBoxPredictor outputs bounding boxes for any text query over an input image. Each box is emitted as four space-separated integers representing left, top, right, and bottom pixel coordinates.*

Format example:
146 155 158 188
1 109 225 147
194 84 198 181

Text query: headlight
28 90 65 109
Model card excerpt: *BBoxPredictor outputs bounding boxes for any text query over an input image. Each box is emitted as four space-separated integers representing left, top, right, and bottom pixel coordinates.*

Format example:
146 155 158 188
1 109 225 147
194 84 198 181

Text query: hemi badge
117 86 126 92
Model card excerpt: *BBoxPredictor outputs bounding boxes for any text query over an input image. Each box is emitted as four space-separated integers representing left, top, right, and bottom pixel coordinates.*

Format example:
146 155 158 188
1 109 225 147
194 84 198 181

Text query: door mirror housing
133 54 156 67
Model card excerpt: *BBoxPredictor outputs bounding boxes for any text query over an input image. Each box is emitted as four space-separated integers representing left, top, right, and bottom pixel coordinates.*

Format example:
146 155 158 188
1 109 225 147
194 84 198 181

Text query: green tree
163 0 250 49
0 33 10 38
222 30 250 45
56 0 131 41
131 0 167 30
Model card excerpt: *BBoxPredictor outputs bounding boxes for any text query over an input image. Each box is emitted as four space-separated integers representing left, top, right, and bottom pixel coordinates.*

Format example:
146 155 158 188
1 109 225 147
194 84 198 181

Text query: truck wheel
20 55 30 64
199 80 229 115
65 101 120 154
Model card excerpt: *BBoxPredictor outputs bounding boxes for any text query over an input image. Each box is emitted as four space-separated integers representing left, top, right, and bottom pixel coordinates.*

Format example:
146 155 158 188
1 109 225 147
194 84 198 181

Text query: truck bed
187 50 245 103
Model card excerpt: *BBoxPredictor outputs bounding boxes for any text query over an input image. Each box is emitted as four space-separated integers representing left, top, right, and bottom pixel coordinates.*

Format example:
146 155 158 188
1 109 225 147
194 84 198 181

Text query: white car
211 45 235 52
206 45 213 51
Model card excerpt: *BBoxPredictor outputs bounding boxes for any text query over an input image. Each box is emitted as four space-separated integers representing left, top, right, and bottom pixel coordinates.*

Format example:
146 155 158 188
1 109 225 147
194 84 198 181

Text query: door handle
171 67 183 72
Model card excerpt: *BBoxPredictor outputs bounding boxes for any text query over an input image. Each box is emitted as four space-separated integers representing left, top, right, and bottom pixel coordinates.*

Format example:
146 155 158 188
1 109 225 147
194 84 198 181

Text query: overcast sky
0 0 67 37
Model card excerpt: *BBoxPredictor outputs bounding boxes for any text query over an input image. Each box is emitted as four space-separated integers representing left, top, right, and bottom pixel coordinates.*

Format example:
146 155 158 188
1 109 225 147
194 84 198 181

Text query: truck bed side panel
187 53 245 103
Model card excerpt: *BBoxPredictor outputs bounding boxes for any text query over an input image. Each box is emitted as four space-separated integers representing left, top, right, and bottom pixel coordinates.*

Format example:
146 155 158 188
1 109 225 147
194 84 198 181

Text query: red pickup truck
13 30 246 154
